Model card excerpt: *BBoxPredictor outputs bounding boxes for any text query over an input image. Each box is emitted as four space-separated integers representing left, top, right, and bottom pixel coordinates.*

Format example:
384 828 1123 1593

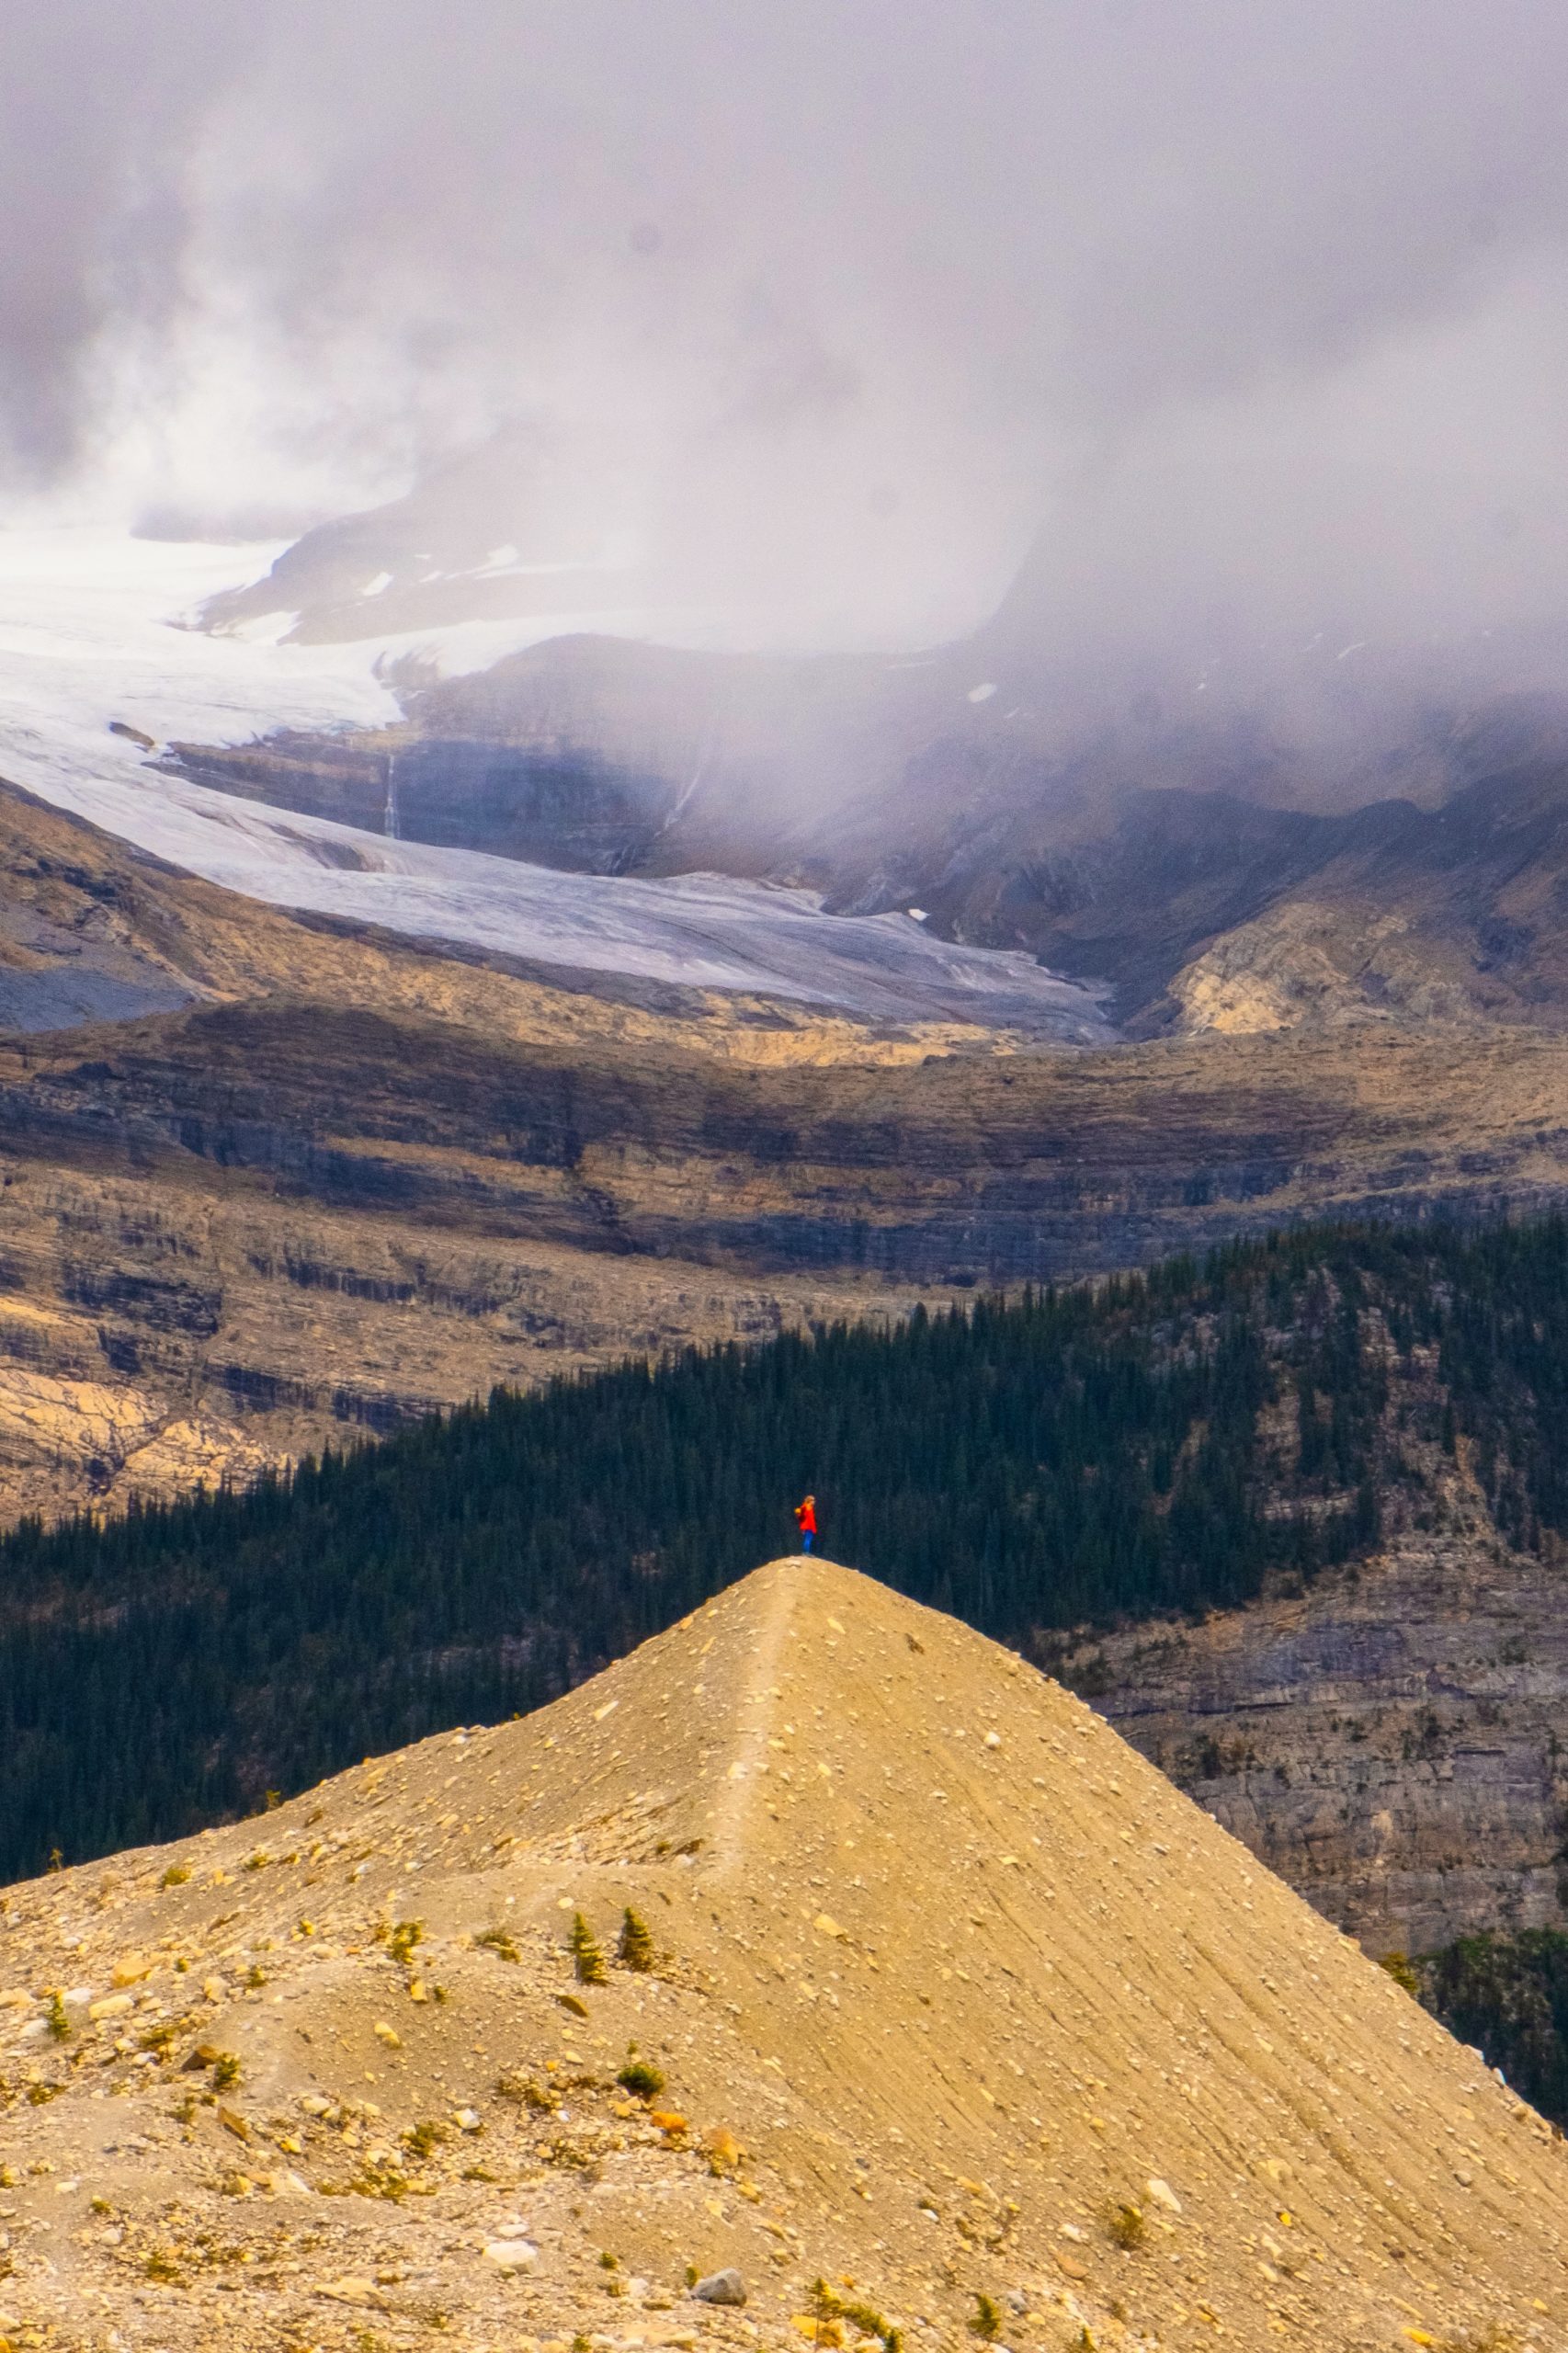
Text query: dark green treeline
1412 1931 1568 2131
5 1211 1568 1883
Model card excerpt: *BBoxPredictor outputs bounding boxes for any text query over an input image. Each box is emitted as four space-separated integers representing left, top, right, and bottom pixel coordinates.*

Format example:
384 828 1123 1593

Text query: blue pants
801 1529 813 1552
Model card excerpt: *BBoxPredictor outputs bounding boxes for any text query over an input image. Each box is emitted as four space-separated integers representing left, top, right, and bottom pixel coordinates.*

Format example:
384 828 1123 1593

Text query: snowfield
0 529 1113 1036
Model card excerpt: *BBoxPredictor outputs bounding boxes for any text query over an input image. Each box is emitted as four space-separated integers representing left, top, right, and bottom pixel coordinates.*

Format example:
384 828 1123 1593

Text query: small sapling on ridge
617 2048 665 2099
569 1910 608 1984
619 1905 655 1971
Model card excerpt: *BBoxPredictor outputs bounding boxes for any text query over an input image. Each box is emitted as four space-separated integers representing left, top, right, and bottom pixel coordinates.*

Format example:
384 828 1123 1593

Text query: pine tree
618 1906 655 1972
569 1910 608 1984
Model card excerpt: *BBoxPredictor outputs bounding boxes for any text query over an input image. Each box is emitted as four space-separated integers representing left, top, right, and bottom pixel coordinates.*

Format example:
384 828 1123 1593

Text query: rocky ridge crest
0 1559 1562 2351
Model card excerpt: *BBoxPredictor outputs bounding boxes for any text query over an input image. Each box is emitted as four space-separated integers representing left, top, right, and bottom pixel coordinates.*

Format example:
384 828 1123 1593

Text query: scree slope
0 1557 1562 2352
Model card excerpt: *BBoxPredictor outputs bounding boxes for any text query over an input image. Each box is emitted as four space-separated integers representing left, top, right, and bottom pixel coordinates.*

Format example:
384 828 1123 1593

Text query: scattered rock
689 2269 746 2306
484 2237 539 2270
319 2276 383 2306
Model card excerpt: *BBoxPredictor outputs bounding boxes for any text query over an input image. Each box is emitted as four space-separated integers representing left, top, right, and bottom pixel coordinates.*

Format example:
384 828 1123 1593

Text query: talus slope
0 1558 1563 2351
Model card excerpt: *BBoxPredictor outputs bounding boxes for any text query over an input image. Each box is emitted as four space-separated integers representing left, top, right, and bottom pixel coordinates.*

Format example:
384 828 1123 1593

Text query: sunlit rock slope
1 1558 1563 2352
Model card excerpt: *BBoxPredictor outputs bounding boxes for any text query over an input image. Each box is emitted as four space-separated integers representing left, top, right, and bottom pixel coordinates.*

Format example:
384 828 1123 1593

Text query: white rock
319 2277 379 2305
484 2237 538 2269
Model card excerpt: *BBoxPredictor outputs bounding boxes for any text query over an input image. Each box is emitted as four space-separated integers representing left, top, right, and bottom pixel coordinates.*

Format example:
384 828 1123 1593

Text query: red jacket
795 1499 817 1534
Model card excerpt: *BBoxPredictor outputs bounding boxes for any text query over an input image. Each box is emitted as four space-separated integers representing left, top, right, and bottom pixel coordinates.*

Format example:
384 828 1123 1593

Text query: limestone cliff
1059 1532 1568 1958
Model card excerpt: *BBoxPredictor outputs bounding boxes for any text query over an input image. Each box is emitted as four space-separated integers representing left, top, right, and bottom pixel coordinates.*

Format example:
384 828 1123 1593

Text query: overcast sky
6 1 1568 647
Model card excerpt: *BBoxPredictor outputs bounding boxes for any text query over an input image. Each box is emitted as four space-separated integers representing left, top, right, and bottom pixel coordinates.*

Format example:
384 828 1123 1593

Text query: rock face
168 727 679 875
0 1157 925 1524
0 1556 1563 2353
1062 1534 1568 1958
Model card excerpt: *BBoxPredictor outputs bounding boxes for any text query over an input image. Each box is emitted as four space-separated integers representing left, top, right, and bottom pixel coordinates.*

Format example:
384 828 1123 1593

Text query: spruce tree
618 1906 655 1972
568 1911 608 1984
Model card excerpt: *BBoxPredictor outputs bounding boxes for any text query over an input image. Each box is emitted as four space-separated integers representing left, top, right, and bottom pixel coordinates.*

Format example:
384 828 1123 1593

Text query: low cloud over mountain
9 3 1568 661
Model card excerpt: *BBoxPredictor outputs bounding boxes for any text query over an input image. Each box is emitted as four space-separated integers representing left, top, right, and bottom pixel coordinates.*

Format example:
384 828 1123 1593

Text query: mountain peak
0 1557 1562 2347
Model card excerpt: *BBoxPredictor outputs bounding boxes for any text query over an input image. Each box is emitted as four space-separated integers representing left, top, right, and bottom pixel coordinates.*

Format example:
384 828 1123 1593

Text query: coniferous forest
1411 1931 1568 2129
5 1210 1568 1887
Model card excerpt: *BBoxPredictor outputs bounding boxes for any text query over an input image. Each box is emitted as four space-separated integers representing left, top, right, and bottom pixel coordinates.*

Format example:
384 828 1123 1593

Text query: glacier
0 529 1113 1037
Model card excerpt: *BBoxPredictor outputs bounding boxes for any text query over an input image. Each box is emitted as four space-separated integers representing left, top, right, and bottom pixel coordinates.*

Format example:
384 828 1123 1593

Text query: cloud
7 1 1568 646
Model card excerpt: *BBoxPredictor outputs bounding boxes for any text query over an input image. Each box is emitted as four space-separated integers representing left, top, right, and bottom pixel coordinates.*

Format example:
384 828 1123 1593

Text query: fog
6 2 1568 652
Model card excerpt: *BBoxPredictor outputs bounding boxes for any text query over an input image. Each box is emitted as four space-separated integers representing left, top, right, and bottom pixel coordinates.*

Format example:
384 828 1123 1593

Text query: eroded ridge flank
0 1556 1562 2351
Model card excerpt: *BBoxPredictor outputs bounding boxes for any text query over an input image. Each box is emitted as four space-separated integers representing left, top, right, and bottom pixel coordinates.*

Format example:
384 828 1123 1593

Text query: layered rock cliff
1061 1529 1568 1958
0 784 957 1521
8 778 1568 1558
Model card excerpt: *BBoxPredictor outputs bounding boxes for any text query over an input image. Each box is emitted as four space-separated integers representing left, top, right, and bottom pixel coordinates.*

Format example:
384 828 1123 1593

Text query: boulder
484 2239 539 2271
690 2270 746 2306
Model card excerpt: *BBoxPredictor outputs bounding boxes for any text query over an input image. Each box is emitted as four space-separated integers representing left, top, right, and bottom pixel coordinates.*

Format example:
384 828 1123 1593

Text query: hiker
795 1493 818 1553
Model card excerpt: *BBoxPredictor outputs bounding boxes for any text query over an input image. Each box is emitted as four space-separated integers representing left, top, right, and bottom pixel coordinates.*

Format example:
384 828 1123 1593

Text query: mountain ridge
12 1206 1568 1905
0 1554 1563 2351
161 662 1568 1036
19 767 1568 1533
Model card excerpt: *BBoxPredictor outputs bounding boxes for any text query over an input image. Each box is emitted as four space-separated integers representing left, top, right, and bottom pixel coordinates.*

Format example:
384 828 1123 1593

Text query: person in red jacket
794 1494 818 1554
